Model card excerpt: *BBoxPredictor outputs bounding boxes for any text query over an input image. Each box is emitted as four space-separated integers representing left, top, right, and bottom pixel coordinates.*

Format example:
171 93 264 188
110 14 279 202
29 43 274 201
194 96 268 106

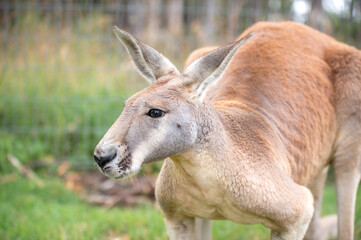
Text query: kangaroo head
94 26 252 179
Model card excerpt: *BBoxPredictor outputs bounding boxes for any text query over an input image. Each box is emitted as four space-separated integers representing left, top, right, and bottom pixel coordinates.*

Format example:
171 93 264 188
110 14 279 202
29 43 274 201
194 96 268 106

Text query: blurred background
0 0 360 239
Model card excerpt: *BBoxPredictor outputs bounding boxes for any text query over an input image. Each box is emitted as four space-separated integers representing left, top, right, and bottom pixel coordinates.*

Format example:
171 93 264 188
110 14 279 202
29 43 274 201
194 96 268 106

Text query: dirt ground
59 162 157 207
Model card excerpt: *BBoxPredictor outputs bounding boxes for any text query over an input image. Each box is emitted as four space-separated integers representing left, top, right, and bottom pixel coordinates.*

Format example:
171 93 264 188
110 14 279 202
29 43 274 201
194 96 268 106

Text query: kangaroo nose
94 152 117 168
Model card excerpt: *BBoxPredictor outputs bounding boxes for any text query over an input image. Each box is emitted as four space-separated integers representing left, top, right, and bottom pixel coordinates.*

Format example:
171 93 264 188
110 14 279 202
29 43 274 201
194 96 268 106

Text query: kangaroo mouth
99 150 134 179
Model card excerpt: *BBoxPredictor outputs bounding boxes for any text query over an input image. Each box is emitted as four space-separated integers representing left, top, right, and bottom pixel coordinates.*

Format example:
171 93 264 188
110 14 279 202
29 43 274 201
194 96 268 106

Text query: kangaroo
94 22 361 240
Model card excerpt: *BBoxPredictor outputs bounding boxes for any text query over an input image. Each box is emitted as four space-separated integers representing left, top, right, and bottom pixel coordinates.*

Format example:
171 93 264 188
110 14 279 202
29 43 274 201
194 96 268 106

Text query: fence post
147 0 160 38
205 0 216 42
168 0 183 35
227 0 244 41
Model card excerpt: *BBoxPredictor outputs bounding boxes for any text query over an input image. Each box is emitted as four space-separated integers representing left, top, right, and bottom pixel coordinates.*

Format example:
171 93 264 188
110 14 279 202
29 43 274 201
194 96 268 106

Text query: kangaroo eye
147 109 165 118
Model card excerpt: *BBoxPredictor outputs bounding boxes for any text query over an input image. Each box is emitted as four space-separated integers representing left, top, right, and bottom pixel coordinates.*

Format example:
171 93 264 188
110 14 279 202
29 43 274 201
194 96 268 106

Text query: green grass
1 175 360 240
0 176 168 240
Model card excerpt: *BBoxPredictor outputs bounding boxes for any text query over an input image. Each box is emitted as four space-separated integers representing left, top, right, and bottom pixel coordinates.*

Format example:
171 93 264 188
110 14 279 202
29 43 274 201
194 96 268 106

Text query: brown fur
158 22 361 239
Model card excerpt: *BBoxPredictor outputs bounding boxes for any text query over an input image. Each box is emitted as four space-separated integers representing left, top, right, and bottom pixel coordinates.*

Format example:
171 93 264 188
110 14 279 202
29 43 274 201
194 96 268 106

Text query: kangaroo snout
94 140 134 178
93 141 119 168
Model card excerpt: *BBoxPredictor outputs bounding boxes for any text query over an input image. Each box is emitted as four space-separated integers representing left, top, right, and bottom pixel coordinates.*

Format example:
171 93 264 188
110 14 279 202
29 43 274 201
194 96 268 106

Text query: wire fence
0 0 360 171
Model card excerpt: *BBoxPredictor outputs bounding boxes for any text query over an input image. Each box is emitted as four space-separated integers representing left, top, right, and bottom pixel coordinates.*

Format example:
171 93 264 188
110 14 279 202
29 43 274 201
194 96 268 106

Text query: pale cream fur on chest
157 157 273 226
157 143 292 231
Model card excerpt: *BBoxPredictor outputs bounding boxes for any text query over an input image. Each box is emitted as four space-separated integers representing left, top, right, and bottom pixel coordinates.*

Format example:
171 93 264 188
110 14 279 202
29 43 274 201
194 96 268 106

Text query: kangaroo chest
156 158 274 226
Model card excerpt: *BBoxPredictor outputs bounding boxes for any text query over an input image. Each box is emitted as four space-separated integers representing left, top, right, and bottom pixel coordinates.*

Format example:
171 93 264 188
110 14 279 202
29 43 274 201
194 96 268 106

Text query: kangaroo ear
182 33 253 101
113 26 180 84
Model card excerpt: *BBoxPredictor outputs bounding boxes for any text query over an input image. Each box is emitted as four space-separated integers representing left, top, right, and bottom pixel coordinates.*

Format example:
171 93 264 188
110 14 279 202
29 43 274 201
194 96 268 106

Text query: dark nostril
100 152 116 162
94 152 117 168
94 155 101 165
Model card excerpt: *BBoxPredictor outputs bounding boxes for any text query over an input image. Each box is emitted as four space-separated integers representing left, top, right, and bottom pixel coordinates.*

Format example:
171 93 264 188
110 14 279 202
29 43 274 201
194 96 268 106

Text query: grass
0 175 168 240
1 174 360 240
